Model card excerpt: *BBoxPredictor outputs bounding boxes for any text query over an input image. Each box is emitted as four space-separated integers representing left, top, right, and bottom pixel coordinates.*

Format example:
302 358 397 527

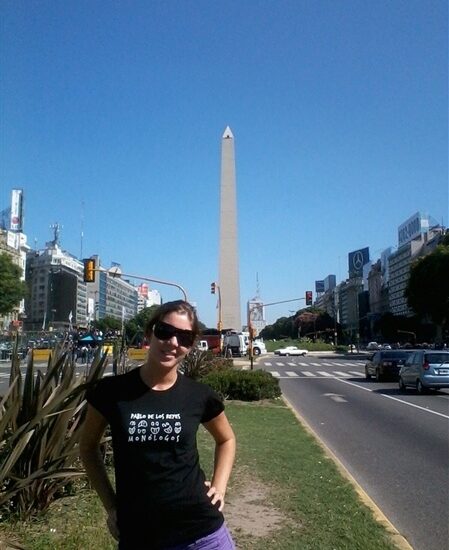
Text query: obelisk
219 126 241 330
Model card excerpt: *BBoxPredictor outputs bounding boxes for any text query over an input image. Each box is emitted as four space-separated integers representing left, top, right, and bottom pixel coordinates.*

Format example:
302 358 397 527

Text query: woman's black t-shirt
86 368 225 549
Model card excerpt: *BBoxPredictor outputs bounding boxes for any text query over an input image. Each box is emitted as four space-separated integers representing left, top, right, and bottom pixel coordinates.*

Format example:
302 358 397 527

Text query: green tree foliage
260 308 338 341
0 253 28 315
125 305 159 345
92 315 122 333
406 236 449 336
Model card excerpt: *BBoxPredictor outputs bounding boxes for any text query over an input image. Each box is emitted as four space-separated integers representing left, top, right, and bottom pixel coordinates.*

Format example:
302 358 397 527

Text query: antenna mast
80 200 85 258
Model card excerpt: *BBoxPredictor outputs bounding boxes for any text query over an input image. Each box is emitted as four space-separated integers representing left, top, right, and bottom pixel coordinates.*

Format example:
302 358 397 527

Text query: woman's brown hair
144 300 200 340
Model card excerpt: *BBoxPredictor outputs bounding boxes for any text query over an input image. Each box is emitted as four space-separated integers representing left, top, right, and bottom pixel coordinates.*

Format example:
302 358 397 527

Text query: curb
282 395 414 550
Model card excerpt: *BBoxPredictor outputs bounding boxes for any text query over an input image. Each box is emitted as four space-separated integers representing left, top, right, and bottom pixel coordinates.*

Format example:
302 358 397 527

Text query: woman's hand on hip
205 481 225 512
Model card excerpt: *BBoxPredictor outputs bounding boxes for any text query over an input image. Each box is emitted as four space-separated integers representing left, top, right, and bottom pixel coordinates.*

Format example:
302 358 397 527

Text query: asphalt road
256 354 449 550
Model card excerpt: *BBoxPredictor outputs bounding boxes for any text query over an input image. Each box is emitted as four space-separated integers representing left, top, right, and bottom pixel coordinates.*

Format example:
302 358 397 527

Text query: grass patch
1 401 400 550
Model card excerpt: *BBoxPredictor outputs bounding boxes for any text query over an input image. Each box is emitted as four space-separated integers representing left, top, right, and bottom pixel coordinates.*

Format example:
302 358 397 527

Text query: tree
125 305 160 344
406 237 449 342
0 253 27 315
92 316 122 333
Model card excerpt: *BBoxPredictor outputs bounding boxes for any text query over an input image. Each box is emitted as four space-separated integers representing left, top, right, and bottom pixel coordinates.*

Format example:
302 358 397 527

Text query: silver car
398 350 449 393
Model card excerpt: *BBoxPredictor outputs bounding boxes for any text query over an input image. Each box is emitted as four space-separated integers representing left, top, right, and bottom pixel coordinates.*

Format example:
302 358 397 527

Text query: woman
80 300 236 549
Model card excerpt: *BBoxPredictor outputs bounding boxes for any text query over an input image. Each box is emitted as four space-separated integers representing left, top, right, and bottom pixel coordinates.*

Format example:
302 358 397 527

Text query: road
254 354 449 550
0 360 117 394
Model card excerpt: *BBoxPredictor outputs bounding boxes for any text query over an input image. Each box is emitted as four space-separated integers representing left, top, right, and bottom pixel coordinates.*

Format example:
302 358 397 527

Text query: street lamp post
107 267 188 301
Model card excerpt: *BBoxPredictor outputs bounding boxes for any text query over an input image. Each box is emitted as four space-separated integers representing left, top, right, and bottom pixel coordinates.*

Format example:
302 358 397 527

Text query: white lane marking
324 393 347 403
286 371 299 377
317 371 333 377
310 362 321 366
336 378 449 419
320 362 334 366
276 362 284 367
349 371 364 377
330 362 345 366
302 371 316 377
270 371 280 377
264 362 272 366
298 362 308 366
287 362 296 366
333 371 351 377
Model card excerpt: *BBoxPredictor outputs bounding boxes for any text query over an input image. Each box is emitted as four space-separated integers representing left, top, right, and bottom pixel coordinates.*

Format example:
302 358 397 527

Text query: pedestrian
80 300 236 549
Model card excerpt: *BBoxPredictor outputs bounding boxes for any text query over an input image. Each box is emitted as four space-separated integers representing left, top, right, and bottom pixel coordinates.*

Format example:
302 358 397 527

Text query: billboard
315 280 325 293
398 212 429 247
10 189 23 232
348 247 370 278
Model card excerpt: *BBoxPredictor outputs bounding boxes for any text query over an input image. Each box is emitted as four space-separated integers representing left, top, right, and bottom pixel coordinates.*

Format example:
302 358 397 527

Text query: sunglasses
153 321 195 348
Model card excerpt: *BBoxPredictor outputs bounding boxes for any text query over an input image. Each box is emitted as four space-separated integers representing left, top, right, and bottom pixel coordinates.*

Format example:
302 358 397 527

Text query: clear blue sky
1 1 447 327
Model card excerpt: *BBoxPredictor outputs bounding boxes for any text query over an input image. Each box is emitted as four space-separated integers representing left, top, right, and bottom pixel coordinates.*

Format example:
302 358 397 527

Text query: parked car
366 341 380 350
398 350 449 393
274 346 308 357
365 350 414 381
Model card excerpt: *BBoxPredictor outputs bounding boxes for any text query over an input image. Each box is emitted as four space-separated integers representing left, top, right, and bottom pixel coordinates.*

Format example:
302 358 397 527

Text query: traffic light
83 258 96 283
210 282 216 294
305 290 313 306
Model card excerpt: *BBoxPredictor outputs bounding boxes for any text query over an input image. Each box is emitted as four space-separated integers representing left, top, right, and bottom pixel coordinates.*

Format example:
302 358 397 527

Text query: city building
136 283 162 312
25 228 87 331
337 277 363 339
0 229 29 332
388 214 444 317
86 257 138 323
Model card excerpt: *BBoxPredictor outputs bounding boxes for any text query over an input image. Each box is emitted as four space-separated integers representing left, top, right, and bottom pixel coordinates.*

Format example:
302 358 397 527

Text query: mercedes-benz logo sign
352 251 364 271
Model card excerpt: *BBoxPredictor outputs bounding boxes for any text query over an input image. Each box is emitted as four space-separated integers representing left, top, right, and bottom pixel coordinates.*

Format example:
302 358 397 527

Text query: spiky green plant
0 336 108 520
180 349 233 380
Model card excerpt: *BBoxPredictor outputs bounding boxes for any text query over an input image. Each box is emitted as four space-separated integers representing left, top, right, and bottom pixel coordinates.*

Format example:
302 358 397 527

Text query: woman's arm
203 411 236 511
80 404 119 540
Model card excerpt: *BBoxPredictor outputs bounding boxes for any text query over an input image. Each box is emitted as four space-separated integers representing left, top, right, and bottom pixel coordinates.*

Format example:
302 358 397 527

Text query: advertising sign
138 283 149 298
10 189 23 232
348 247 370 278
315 280 325 293
397 212 429 247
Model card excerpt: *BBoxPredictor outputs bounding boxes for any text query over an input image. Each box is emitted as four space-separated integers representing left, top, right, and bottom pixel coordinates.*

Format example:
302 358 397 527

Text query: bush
202 369 281 401
181 350 233 380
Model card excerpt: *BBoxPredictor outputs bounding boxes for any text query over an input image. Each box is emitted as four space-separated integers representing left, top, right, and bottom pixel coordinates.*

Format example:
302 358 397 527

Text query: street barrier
127 348 147 361
32 349 52 361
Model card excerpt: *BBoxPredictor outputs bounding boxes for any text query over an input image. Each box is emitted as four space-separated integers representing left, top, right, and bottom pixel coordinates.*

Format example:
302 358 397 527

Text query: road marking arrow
323 393 347 403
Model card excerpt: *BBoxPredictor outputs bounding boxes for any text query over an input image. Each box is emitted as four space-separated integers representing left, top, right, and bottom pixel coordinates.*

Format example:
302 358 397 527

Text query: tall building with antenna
219 126 241 330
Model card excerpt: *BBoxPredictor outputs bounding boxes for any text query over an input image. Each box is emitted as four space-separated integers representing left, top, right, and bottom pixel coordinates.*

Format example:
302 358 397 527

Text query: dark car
365 350 414 381
399 350 449 393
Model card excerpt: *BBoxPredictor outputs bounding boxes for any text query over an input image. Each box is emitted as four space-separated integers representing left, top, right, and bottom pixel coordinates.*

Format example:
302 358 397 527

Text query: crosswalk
266 369 364 379
267 370 365 378
263 360 365 367
241 359 366 379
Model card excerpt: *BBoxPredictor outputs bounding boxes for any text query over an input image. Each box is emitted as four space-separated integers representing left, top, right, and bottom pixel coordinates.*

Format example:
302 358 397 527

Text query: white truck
222 332 267 357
